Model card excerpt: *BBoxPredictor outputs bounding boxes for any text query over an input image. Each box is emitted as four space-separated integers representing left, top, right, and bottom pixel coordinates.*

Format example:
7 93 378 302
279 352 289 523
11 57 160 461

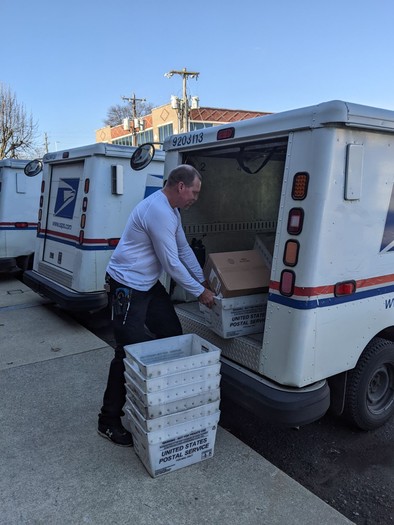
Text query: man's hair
166 164 201 188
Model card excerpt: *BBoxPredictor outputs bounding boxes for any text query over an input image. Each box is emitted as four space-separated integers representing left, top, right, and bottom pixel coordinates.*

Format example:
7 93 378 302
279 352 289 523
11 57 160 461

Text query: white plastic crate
125 398 220 432
124 358 221 393
124 371 221 407
125 382 221 419
124 333 220 378
127 408 220 478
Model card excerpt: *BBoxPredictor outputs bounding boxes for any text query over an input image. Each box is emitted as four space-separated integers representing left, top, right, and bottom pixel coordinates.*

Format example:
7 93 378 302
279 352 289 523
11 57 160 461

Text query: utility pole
121 93 146 146
165 68 200 132
44 133 49 154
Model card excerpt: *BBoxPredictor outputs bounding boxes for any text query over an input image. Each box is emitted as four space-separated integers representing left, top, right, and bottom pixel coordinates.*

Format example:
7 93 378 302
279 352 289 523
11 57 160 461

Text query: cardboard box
204 250 270 298
126 409 220 478
200 294 267 339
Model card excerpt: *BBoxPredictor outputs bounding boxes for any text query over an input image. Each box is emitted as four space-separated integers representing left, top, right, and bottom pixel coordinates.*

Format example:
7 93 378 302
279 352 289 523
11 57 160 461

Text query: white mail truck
132 100 394 430
23 143 164 310
0 158 41 272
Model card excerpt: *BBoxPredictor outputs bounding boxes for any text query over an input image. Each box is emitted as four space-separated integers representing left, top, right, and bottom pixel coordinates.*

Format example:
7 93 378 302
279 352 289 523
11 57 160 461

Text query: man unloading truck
98 164 216 446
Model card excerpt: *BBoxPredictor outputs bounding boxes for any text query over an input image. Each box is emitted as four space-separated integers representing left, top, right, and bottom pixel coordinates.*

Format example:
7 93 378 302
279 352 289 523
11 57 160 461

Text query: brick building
95 102 270 147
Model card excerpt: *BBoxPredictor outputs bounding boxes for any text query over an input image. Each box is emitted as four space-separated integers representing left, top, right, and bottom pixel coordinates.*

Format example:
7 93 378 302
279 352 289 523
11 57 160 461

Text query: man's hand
198 287 216 309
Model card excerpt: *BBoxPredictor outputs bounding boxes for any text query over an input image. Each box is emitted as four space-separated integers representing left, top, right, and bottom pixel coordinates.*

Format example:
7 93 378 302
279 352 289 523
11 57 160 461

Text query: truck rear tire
16 253 34 271
344 337 394 430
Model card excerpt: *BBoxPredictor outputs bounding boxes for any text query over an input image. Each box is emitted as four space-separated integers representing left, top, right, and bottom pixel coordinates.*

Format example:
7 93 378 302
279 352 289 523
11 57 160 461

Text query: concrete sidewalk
0 277 353 525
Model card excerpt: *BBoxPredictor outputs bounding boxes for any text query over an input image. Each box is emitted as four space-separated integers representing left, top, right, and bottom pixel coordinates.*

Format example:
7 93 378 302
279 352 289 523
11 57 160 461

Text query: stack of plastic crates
123 333 221 477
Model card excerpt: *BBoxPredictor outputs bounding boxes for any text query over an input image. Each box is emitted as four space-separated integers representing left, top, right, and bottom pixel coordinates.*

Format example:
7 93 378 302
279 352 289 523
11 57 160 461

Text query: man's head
164 164 202 209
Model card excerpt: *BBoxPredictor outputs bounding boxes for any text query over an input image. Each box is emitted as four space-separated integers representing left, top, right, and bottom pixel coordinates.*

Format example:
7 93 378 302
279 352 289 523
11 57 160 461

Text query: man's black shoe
98 423 133 447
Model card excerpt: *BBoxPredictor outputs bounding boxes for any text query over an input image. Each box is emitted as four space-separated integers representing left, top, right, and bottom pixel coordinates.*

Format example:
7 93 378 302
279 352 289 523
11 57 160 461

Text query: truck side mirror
130 143 157 171
24 159 43 177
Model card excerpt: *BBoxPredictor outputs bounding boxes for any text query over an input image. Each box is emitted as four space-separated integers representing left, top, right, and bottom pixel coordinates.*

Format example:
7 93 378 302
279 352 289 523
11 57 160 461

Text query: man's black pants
98 277 182 426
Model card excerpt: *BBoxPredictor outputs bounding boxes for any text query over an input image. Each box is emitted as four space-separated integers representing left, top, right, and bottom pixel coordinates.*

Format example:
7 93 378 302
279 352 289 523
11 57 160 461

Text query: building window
159 124 174 143
112 130 154 147
112 135 133 146
190 122 213 131
137 129 154 145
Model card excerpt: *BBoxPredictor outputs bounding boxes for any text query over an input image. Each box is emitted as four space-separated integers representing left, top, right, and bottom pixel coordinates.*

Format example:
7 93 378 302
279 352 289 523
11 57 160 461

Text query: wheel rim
367 363 394 414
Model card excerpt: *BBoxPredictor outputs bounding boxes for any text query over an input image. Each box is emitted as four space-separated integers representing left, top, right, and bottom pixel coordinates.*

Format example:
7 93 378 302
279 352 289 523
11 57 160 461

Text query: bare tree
0 83 39 159
104 100 154 127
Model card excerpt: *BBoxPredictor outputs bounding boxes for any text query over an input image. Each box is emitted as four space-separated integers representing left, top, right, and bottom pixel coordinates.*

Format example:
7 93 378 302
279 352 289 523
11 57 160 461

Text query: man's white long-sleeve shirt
106 190 205 297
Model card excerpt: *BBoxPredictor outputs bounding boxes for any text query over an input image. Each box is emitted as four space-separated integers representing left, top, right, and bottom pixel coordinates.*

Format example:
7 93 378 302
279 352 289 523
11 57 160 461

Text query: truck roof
164 100 394 151
43 142 166 163
0 159 30 168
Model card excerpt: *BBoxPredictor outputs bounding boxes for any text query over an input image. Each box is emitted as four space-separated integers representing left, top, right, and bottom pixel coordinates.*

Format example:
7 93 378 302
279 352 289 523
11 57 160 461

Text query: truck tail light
79 230 84 244
287 208 304 235
292 172 309 200
82 197 88 212
84 178 90 193
335 280 356 296
41 180 45 193
108 238 120 247
280 270 295 296
284 240 299 266
217 127 235 140
15 222 28 228
80 214 86 228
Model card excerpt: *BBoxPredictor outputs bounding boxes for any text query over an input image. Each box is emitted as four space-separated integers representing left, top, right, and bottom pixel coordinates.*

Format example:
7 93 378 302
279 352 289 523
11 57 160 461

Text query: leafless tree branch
0 83 39 159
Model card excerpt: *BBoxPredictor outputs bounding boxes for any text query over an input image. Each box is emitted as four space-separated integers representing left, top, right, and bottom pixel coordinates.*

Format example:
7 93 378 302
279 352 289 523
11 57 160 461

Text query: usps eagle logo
381 184 394 252
54 178 79 219
144 173 163 198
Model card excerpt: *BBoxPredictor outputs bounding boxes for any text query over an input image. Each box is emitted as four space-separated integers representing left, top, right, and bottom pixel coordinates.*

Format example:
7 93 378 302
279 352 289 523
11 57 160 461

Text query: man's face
177 177 201 209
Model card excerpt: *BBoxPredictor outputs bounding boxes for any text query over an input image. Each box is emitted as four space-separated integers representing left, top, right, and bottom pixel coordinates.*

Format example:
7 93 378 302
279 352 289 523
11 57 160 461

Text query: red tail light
217 127 235 140
280 270 295 296
335 281 356 297
108 238 120 247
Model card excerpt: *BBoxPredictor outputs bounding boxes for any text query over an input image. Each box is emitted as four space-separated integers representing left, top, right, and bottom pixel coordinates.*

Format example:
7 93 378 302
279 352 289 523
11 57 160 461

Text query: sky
3 0 394 152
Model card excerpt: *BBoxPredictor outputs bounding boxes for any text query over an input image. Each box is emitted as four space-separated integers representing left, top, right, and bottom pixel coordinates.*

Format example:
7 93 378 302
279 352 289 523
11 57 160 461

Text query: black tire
344 337 394 430
16 253 34 272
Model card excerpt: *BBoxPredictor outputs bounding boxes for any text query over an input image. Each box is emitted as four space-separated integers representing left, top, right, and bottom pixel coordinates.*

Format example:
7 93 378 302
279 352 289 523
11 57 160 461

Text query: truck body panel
160 100 394 426
24 143 165 310
0 159 41 271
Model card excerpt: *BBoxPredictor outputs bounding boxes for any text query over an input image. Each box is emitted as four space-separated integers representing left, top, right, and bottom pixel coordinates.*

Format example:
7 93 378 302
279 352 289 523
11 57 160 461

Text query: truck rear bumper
23 270 108 312
220 357 330 427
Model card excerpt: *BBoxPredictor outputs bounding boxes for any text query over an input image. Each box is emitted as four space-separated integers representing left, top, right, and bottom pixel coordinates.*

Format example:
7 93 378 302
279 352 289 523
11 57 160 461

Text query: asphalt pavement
0 276 354 525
